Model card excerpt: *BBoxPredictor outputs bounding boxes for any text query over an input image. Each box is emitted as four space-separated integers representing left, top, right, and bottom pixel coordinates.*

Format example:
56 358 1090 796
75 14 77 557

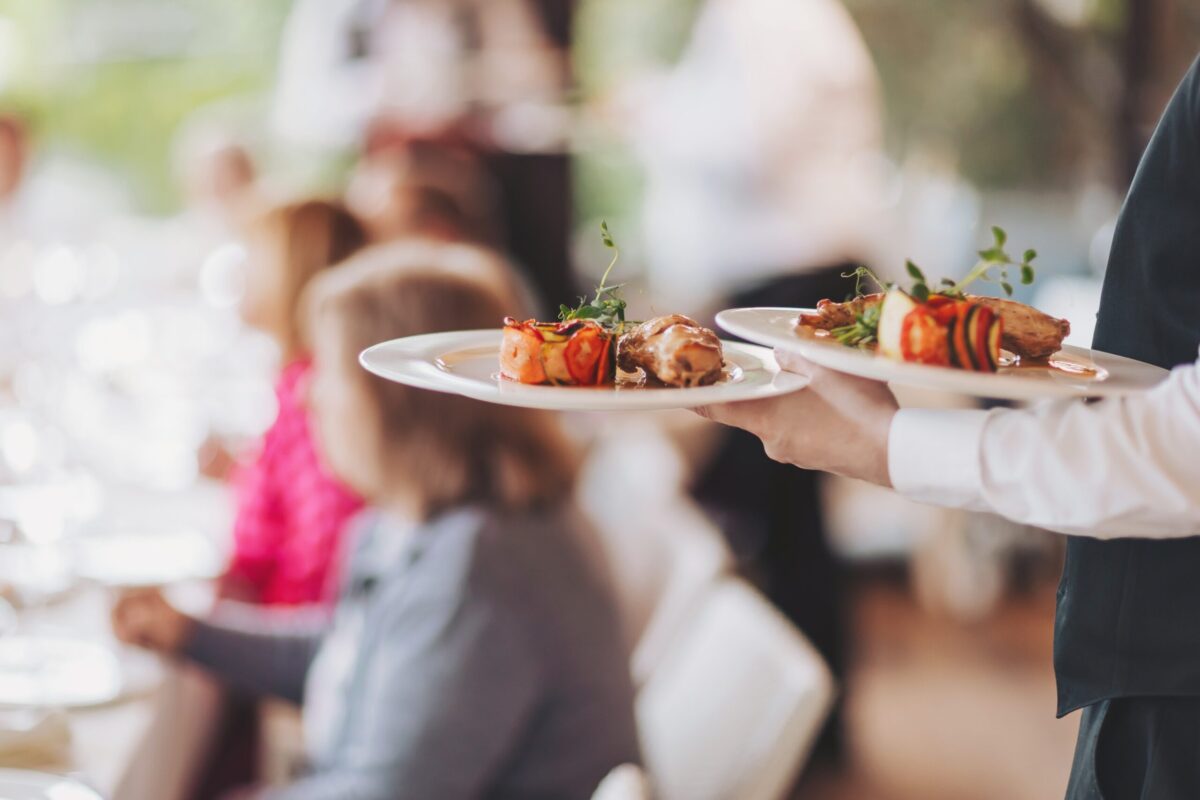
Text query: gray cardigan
184 505 641 799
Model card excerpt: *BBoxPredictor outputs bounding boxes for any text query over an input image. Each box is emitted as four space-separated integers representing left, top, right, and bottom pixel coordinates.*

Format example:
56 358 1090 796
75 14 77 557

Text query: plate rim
359 329 809 411
715 306 1169 400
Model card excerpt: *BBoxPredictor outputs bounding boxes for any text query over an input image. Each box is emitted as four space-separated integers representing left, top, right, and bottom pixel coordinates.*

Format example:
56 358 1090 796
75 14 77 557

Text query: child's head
304 242 576 518
241 200 367 360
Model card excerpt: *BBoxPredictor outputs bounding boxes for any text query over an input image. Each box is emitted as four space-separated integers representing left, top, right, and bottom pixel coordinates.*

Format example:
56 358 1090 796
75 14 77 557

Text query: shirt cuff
888 408 990 509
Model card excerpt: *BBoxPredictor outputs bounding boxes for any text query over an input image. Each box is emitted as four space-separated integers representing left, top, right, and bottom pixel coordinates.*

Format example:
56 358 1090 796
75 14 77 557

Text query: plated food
801 290 1071 366
360 223 807 411
715 226 1170 400
499 223 726 389
796 227 1069 370
715 306 1168 401
360 331 806 412
500 314 725 388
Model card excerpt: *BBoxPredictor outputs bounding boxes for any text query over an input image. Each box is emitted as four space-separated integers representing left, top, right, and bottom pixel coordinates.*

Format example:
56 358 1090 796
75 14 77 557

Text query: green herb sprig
559 220 628 327
949 226 1037 297
890 226 1037 302
831 303 881 348
830 226 1037 348
841 265 891 298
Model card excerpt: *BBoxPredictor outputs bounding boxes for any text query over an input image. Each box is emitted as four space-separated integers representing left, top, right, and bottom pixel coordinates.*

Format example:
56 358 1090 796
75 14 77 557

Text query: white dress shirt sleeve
888 353 1200 538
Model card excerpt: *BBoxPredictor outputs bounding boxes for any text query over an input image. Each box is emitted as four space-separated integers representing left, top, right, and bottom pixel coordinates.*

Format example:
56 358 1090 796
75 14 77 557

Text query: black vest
1054 56 1200 715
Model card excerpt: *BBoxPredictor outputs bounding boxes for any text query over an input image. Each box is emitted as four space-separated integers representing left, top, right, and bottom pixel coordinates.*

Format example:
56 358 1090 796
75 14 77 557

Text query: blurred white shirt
271 0 383 150
889 352 1200 538
636 0 888 312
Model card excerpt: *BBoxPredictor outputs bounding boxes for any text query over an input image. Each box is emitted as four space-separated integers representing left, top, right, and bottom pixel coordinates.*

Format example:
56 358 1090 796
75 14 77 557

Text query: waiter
700 57 1200 797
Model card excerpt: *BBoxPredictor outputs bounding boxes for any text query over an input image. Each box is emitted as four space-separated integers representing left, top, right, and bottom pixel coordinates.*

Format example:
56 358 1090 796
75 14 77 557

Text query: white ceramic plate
0 770 103 800
359 330 809 412
0 637 122 709
716 307 1169 401
70 531 222 588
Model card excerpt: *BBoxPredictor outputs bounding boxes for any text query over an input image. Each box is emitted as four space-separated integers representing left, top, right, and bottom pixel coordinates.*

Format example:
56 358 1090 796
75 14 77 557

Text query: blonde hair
305 241 577 518
249 199 367 357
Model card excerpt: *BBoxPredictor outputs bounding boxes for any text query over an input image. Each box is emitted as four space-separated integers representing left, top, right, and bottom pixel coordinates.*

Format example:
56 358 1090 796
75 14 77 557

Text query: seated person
113 242 641 799
220 199 368 606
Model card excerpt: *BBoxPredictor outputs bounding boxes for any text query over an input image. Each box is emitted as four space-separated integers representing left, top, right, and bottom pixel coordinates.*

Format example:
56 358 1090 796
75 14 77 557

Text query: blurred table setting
0 201 269 797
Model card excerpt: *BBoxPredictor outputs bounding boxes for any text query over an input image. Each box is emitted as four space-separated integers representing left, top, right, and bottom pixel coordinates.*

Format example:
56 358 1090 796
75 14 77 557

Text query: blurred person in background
272 0 566 150
633 0 886 317
113 242 641 799
626 0 888 761
0 111 128 246
179 136 258 237
273 0 576 311
344 142 497 246
221 199 368 607
191 199 366 799
160 124 264 295
0 115 28 225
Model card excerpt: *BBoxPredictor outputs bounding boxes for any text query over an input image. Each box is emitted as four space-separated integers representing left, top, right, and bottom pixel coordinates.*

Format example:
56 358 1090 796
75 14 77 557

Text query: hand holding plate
696 349 898 487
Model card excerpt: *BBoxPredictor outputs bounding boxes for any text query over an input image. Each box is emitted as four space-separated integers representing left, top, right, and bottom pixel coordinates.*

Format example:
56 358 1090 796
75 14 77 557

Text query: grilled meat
618 315 724 387
799 293 1069 360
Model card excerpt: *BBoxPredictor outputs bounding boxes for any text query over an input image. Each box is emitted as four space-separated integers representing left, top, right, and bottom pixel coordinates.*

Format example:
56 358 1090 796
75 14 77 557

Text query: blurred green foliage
843 0 1122 188
0 0 291 212
571 0 704 229
0 0 1186 218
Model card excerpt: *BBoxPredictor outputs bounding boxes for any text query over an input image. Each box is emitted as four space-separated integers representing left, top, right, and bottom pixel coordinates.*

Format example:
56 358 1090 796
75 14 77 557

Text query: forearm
889 361 1200 537
182 603 327 703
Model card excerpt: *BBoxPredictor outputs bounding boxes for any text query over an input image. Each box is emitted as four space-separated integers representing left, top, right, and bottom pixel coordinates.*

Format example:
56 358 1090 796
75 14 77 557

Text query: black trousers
1066 696 1200 799
692 266 857 761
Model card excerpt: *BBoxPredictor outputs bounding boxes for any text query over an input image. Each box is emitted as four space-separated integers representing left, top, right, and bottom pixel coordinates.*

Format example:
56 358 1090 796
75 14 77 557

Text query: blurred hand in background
111 587 194 654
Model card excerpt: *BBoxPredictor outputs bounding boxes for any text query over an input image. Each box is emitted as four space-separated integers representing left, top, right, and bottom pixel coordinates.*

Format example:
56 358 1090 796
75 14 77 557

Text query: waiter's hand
696 349 898 486
111 587 194 654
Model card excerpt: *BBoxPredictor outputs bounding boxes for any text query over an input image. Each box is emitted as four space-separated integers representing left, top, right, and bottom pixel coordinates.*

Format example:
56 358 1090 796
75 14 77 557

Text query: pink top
227 360 363 606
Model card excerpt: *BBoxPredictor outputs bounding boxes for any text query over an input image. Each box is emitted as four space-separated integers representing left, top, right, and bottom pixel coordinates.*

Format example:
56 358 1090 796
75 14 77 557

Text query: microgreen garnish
829 225 1038 348
559 220 628 327
831 303 881 348
841 265 890 298
948 226 1037 297
905 260 931 302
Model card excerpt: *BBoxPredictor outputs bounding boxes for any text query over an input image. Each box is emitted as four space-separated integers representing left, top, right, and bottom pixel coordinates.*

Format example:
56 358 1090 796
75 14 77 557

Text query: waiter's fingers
692 396 776 434
773 348 817 376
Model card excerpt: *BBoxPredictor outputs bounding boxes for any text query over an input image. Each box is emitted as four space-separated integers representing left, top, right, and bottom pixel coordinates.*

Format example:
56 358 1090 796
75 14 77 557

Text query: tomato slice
563 324 613 385
900 306 951 366
970 305 1000 372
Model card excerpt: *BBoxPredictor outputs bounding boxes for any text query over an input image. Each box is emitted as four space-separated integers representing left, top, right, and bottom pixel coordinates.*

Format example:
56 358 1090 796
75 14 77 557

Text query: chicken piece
798 294 1070 360
968 296 1071 360
797 294 884 330
618 315 724 387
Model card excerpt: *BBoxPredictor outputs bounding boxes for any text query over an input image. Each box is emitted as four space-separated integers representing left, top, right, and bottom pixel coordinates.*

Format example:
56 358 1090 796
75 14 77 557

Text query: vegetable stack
499 222 625 386
837 226 1037 373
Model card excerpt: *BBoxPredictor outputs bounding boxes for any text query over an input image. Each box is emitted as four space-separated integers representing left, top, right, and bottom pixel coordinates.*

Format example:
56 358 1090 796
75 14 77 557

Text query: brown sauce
1000 355 1102 380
